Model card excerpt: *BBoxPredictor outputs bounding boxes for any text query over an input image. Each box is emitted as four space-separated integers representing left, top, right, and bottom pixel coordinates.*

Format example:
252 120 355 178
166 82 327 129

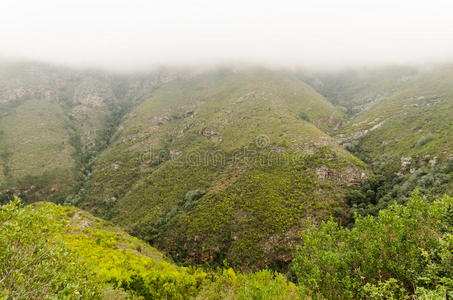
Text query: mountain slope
332 64 453 210
78 68 368 267
0 61 177 203
300 65 418 115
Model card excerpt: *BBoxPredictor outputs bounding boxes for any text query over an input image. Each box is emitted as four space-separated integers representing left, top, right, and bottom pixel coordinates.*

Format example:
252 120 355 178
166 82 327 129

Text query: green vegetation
0 199 99 298
291 192 452 299
1 192 451 299
301 65 418 115
329 65 453 215
77 68 366 268
297 111 310 121
343 161 453 220
2 61 453 299
0 61 166 203
0 200 304 299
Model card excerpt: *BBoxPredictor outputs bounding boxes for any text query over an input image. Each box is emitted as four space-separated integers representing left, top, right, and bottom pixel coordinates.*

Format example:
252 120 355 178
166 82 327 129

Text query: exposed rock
200 128 222 142
316 166 330 180
328 111 336 124
234 91 255 104
338 120 386 145
401 157 412 168
111 163 121 170
184 110 195 117
370 120 386 131
429 156 438 167
333 119 343 130
170 150 182 158
316 166 367 186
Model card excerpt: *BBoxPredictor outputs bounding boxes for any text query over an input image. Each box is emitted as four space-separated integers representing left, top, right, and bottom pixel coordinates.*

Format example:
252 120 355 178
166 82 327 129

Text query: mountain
76 67 368 268
300 65 419 115
0 61 180 203
1 61 452 299
314 64 453 215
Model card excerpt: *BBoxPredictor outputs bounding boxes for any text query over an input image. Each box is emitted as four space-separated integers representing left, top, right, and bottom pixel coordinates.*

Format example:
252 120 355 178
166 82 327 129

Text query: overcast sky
1 0 453 71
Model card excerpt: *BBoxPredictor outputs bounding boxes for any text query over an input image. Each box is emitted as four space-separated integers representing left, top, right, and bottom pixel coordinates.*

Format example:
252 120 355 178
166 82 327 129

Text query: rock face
401 157 412 168
337 120 386 147
234 91 256 104
200 128 222 142
316 166 368 186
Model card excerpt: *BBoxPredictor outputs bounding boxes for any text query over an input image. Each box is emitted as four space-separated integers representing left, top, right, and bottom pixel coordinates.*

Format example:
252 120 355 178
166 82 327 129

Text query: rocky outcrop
316 166 367 186
199 128 222 142
234 91 256 104
337 119 386 146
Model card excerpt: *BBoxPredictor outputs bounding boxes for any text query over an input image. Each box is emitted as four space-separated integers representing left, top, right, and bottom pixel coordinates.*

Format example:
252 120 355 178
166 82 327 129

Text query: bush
196 269 302 299
415 133 435 148
291 193 453 299
298 111 310 121
182 189 206 209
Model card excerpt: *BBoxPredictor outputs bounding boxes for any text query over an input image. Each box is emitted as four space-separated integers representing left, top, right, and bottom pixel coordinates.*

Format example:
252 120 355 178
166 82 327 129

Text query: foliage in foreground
0 199 99 299
291 192 453 299
0 199 300 299
1 193 452 299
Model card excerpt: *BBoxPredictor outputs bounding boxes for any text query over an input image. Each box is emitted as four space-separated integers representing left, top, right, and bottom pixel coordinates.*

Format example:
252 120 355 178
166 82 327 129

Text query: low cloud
1 0 453 72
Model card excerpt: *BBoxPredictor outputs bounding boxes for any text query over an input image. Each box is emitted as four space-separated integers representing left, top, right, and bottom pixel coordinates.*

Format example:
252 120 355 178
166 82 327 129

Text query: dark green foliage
416 133 435 148
346 161 453 222
182 189 206 209
291 193 453 299
0 190 14 205
298 111 310 121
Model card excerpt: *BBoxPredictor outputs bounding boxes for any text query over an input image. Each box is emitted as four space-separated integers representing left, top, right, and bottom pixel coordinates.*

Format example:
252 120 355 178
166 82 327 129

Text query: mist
1 0 453 72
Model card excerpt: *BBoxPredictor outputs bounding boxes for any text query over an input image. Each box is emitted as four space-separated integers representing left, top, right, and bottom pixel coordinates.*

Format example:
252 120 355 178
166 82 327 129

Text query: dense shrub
196 268 303 299
415 133 435 148
3 193 452 299
291 193 453 299
298 111 310 121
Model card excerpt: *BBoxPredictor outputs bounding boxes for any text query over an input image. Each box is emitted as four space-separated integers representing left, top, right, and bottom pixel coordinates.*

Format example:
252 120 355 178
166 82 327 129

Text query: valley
1 61 452 299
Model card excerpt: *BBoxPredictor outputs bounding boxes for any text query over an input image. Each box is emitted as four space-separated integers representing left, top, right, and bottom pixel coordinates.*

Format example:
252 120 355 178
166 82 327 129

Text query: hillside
76 67 369 268
300 66 419 115
1 199 303 299
328 64 453 214
2 194 451 299
0 61 179 203
1 62 452 299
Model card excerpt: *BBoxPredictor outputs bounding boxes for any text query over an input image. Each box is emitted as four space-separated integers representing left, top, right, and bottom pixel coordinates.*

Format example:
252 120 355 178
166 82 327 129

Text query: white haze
1 0 453 72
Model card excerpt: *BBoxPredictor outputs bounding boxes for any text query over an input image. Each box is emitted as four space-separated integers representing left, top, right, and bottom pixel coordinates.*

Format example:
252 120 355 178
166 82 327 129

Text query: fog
1 0 453 72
